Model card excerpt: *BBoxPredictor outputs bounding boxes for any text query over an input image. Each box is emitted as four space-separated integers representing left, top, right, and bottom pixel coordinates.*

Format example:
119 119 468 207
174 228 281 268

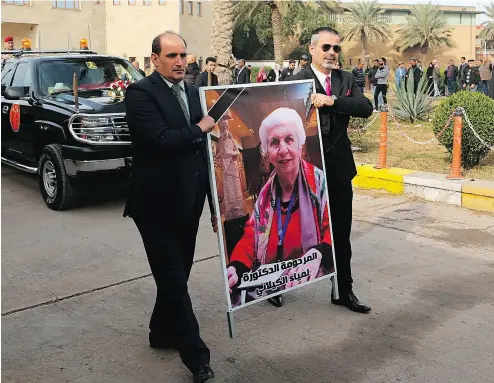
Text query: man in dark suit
234 59 250 84
287 26 373 313
124 31 218 383
195 57 219 88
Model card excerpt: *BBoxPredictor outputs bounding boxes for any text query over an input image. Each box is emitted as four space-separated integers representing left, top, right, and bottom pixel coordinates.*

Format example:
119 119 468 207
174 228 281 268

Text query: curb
352 163 494 214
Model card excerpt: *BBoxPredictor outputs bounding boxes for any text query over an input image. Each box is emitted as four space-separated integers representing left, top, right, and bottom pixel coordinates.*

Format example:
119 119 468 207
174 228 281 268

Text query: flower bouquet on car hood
108 79 131 100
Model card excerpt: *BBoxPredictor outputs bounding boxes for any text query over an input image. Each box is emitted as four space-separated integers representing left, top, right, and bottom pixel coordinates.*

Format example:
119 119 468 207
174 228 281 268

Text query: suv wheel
38 144 78 210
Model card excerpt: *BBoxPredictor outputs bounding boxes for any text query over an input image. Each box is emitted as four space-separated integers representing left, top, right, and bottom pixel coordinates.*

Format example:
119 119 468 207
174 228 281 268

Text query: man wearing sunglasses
287 26 373 314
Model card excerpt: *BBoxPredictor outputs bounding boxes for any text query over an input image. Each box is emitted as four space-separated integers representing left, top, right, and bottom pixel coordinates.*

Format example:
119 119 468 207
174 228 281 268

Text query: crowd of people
360 56 494 108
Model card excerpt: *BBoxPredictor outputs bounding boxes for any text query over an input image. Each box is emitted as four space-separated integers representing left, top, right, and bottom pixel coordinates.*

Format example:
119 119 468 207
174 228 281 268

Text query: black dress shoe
267 294 283 307
193 364 215 383
332 291 371 313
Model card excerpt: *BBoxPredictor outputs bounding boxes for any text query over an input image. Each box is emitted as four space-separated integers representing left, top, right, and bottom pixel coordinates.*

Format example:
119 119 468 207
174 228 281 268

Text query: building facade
1 0 212 74
335 3 481 68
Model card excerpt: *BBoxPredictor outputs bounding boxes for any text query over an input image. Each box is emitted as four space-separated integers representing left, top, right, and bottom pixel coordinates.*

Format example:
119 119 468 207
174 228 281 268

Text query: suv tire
38 144 78 210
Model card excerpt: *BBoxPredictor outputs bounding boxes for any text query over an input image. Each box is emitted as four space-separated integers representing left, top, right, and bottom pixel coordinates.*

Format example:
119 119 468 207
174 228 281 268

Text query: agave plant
391 71 435 123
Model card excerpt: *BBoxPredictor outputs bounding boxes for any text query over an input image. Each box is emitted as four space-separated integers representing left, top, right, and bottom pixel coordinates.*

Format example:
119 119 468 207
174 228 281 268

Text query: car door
7 61 37 162
1 60 16 154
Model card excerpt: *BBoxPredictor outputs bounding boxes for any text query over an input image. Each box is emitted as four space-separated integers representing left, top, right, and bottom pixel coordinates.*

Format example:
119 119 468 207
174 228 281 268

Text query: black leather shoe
193 364 215 383
267 294 283 307
332 291 371 313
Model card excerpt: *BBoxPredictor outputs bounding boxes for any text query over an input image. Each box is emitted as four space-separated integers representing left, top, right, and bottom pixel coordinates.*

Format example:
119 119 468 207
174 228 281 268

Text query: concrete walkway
2 167 494 382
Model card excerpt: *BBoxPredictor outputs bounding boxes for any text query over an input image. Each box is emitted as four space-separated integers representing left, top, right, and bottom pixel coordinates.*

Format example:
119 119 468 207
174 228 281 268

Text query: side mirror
4 86 26 100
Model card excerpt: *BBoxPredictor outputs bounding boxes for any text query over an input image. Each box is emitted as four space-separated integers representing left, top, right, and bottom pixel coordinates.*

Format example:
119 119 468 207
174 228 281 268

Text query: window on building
52 0 80 9
2 0 30 5
158 0 165 4
128 0 135 4
377 11 392 24
196 1 201 16
187 1 192 15
11 62 31 95
113 0 120 4
179 0 183 13
143 0 151 5
144 57 151 70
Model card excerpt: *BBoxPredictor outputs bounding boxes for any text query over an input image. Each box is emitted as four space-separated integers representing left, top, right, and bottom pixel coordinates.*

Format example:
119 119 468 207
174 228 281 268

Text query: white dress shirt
311 63 331 95
160 75 190 116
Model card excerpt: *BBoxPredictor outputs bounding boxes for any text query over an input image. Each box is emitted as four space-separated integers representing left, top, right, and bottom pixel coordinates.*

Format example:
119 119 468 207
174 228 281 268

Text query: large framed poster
199 80 338 337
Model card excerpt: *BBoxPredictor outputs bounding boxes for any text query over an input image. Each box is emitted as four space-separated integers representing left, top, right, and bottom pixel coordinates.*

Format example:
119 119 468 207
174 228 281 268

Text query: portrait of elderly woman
226 107 334 307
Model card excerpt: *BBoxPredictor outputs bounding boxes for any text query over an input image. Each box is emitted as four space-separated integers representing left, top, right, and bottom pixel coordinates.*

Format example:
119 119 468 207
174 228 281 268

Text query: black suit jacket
290 67 373 182
235 67 250 84
195 71 218 88
124 71 214 221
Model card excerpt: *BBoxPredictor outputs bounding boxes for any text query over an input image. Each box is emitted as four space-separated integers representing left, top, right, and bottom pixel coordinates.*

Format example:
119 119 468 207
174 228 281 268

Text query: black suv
1 49 144 210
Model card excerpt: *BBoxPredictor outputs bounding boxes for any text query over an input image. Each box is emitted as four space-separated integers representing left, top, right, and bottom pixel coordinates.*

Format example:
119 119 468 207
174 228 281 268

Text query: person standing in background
432 59 441 97
195 57 218 88
234 59 250 84
373 57 389 111
479 59 492 96
405 58 421 94
293 54 310 75
395 62 406 89
444 60 459 95
279 60 296 81
458 56 467 84
351 61 366 93
461 59 480 92
267 65 278 82
132 61 146 77
256 67 268 82
184 54 200 85
4 36 14 50
368 59 382 109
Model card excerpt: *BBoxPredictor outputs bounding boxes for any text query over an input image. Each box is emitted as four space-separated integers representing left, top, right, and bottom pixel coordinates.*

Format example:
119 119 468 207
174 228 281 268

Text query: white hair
259 107 306 153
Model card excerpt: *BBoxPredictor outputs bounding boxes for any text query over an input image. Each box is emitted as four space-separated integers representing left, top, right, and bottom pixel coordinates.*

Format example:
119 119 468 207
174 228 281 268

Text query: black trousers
326 176 354 295
133 192 209 374
374 84 387 109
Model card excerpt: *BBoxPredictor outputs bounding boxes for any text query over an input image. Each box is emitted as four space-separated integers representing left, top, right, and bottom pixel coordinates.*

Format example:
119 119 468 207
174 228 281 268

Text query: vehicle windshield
38 57 144 96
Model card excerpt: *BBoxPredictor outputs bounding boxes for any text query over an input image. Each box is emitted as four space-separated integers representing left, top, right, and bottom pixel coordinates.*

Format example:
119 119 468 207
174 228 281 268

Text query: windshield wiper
50 88 93 95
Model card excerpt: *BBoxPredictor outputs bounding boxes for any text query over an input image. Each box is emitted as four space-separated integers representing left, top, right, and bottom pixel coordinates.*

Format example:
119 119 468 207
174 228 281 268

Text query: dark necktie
171 83 190 124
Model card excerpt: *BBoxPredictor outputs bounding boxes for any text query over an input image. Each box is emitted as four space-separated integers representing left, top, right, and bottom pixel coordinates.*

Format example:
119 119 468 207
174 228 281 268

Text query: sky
345 0 492 23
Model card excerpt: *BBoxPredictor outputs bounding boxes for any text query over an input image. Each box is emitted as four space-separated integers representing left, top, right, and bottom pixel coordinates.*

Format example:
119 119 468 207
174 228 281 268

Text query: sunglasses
318 44 342 53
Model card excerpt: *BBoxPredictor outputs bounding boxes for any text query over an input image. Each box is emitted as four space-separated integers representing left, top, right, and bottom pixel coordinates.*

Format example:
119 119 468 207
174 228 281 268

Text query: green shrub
348 116 370 131
391 70 435 123
432 91 494 169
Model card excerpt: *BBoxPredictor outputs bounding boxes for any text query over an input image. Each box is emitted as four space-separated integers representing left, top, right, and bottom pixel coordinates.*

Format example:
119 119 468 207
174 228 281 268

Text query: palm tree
234 1 340 66
478 2 494 42
394 3 455 63
340 0 392 64
211 0 235 84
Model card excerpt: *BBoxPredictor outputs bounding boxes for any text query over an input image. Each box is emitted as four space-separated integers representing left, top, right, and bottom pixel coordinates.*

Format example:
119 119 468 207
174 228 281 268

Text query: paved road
2 166 494 383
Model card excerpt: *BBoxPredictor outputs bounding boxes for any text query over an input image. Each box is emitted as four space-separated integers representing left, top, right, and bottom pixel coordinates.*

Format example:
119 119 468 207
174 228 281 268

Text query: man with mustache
124 31 218 383
286 26 373 313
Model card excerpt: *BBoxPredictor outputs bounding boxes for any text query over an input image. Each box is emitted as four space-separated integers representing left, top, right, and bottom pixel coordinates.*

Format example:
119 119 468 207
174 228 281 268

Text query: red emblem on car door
9 104 21 132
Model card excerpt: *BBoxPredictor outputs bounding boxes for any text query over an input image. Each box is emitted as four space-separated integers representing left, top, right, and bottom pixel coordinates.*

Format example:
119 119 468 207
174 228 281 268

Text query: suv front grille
68 113 131 145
